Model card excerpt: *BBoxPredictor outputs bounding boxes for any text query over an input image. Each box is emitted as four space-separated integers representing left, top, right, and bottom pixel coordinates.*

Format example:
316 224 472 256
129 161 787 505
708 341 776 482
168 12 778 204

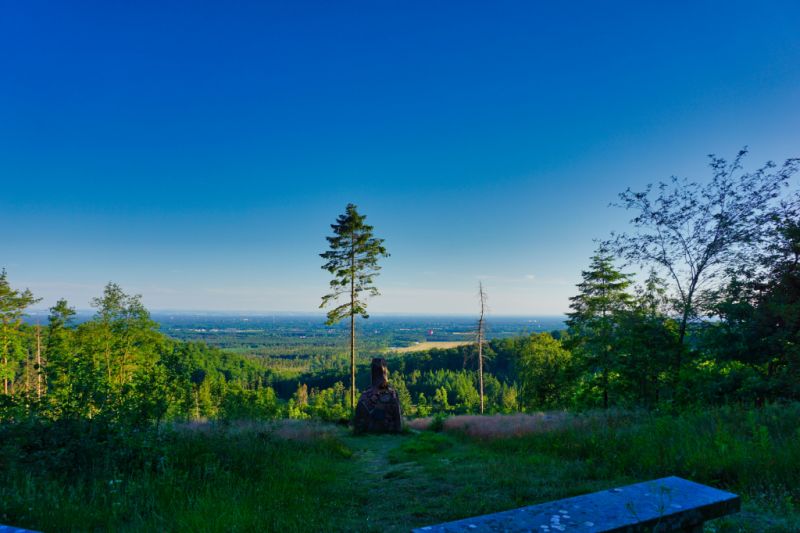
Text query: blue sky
2 1 799 314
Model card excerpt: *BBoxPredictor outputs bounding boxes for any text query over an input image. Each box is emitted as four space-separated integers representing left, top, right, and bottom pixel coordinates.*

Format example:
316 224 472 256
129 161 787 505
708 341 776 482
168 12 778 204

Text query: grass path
340 432 442 532
326 426 634 531
335 429 614 531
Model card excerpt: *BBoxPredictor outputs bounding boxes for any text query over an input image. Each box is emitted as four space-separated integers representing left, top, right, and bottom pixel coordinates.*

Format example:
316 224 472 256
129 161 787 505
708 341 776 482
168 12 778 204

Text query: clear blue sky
2 1 799 314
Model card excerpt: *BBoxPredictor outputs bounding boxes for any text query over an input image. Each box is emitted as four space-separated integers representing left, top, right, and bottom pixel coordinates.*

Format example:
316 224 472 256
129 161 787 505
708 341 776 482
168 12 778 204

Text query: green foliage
44 299 79 416
219 383 280 420
0 279 281 425
614 271 679 406
429 412 447 432
432 386 451 412
500 383 519 413
416 392 432 417
0 270 40 396
307 381 349 422
392 374 414 414
320 203 389 323
699 202 800 404
516 333 573 409
611 150 800 390
567 246 634 408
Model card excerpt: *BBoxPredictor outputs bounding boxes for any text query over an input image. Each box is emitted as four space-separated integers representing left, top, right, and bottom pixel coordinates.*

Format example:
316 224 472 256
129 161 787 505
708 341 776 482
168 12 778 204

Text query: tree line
0 279 281 423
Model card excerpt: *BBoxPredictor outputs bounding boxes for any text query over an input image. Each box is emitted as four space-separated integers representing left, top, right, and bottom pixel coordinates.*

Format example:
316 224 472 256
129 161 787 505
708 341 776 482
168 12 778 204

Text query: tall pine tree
320 204 389 413
45 299 79 416
567 246 633 408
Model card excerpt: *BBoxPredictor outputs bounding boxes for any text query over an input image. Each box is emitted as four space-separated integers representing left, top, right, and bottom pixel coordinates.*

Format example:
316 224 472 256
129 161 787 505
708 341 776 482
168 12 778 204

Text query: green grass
456 405 800 532
2 405 800 532
387 432 452 463
0 420 359 532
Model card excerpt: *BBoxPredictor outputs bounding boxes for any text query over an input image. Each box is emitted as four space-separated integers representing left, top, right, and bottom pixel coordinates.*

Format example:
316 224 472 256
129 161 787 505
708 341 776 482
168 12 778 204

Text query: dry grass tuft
407 412 594 439
270 419 346 441
171 419 346 442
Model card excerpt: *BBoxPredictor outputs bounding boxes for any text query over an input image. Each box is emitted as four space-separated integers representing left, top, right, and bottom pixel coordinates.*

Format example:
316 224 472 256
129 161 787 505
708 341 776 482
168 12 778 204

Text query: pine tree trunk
350 311 355 414
675 295 692 396
350 250 356 415
36 325 42 399
2 327 8 395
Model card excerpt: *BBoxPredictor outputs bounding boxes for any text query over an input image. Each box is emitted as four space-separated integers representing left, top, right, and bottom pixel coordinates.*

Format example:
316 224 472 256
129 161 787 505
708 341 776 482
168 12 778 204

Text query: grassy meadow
2 405 799 532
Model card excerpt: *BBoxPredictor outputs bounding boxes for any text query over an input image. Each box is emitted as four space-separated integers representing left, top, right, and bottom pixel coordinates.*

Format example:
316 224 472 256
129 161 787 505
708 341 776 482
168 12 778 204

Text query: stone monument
354 358 403 433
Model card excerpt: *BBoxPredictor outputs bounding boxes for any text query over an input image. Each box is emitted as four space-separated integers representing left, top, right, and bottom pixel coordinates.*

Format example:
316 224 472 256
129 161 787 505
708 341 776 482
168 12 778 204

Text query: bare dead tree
24 347 31 397
477 282 488 414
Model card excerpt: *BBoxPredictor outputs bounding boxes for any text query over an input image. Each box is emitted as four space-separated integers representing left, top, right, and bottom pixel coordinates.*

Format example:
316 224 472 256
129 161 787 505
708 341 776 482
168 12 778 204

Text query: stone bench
412 476 740 532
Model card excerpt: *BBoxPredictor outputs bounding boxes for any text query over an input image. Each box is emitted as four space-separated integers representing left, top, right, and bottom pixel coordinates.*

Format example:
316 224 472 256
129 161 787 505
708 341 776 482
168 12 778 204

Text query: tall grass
0 419 355 532
3 405 798 531
408 411 590 437
477 404 800 505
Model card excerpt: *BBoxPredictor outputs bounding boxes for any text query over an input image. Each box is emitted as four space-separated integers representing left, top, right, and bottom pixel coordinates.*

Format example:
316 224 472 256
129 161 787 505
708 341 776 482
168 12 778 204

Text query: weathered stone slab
412 476 740 532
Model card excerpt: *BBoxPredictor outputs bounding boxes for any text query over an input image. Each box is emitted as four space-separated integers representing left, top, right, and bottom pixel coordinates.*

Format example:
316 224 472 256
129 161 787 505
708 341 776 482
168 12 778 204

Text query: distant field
389 341 472 353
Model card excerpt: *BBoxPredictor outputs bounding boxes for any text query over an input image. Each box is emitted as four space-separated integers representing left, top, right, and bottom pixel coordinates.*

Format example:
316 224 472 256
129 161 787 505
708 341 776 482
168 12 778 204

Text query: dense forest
0 279 283 423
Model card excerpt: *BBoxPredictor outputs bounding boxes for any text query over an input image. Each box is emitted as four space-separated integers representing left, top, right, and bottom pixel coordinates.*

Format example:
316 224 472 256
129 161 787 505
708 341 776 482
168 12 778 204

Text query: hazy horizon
23 307 567 319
